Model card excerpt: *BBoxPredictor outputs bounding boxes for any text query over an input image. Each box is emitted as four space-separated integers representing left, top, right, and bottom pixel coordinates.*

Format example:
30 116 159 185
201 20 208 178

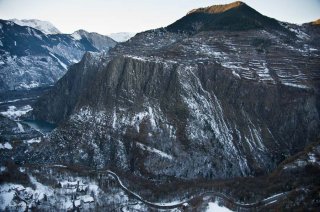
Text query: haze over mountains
0 1 319 211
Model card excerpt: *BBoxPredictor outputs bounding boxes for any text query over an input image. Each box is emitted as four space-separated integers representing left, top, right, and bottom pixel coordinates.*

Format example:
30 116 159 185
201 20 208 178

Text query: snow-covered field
0 105 32 120
206 202 232 212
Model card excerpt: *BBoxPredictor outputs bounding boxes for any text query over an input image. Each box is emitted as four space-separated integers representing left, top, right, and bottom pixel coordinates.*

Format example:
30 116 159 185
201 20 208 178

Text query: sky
0 0 319 35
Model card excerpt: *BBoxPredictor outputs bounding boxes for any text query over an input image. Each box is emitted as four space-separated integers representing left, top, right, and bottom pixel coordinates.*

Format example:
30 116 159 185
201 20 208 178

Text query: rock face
0 20 117 91
71 30 116 51
30 2 320 180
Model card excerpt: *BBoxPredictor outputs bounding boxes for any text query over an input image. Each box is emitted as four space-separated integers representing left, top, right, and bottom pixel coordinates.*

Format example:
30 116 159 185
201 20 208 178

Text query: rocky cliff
29 2 320 180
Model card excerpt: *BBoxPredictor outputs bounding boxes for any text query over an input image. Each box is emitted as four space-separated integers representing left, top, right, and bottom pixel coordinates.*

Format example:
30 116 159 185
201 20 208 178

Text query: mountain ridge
10 18 61 34
166 1 285 33
0 19 117 91
187 1 245 15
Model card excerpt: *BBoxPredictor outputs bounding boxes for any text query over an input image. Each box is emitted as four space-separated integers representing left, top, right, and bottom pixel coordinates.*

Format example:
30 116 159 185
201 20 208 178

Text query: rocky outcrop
29 2 320 180
71 30 116 51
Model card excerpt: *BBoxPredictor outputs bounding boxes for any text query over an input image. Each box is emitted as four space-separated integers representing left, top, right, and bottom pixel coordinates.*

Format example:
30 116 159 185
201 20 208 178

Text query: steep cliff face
29 3 320 180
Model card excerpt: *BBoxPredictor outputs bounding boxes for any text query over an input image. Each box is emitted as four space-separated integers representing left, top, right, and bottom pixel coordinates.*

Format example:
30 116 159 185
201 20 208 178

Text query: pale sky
0 0 319 35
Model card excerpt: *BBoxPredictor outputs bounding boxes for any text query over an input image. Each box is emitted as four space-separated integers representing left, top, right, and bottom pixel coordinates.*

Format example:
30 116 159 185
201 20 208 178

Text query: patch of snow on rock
0 105 32 120
25 137 42 144
0 142 13 150
206 202 232 212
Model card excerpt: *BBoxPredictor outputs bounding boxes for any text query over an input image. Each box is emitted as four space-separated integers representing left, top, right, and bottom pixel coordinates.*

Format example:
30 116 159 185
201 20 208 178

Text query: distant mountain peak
9 19 61 34
311 19 320 25
108 32 136 42
167 1 283 33
187 1 245 15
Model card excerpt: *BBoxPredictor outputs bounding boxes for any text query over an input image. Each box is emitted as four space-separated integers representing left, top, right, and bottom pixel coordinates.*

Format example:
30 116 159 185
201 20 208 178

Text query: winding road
97 169 289 211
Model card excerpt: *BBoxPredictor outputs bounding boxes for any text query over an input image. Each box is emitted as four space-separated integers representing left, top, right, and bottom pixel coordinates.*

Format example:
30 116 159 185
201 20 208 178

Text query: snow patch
282 82 309 89
49 53 68 70
25 137 42 144
29 175 54 196
136 142 172 160
79 195 94 203
0 142 13 150
0 166 7 173
206 202 232 212
0 105 33 120
148 106 157 129
17 122 25 132
71 31 82 40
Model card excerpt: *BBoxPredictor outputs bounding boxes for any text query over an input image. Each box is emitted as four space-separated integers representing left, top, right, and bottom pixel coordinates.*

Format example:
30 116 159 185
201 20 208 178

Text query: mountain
108 32 136 42
10 19 61 34
71 30 116 51
2 2 320 210
167 1 285 32
0 20 117 91
30 1 319 178
311 19 320 25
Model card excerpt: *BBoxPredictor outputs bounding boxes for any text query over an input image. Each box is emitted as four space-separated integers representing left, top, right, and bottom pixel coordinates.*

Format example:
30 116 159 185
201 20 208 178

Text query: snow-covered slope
108 32 136 42
0 19 117 91
10 19 61 34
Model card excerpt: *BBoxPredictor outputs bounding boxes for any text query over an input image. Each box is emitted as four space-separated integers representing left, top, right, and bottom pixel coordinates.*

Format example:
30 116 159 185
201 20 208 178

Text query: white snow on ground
0 142 13 150
29 175 54 197
0 97 37 104
75 199 81 207
25 137 42 144
282 82 309 89
19 81 40 89
49 53 68 70
0 166 7 173
79 195 94 203
112 109 117 129
0 185 16 211
232 70 241 79
17 122 25 132
0 105 32 120
52 164 67 168
71 31 82 40
148 107 157 129
308 153 317 163
206 202 232 212
288 27 310 40
64 200 73 210
136 142 172 160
